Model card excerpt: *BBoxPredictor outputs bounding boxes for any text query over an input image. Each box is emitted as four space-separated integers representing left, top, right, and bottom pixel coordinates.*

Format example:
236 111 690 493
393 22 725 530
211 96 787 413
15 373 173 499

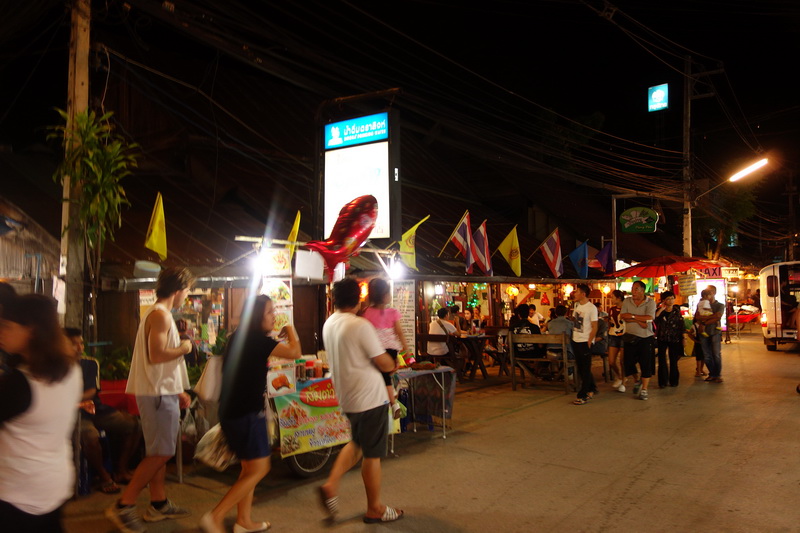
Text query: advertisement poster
272 378 351 457
392 280 415 354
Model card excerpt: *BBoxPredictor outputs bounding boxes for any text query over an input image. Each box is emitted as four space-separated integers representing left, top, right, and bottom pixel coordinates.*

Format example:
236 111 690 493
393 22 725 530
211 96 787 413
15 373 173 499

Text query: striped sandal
363 505 404 523
317 486 338 521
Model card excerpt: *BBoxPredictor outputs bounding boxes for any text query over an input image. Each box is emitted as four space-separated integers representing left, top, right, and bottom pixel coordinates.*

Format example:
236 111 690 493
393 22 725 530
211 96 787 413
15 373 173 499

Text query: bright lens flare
729 158 768 182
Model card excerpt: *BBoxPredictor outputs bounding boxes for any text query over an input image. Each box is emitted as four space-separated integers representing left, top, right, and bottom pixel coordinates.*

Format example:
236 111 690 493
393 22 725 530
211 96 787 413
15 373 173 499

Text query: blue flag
568 241 589 279
595 242 612 272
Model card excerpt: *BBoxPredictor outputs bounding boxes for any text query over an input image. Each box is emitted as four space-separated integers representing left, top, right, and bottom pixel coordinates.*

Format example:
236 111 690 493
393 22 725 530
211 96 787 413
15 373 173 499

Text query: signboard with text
648 83 669 112
619 207 659 233
323 111 400 241
273 378 351 457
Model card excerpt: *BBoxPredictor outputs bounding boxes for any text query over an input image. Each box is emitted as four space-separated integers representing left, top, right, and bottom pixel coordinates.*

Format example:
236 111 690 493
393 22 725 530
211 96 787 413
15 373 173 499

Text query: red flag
472 220 492 275
539 228 563 278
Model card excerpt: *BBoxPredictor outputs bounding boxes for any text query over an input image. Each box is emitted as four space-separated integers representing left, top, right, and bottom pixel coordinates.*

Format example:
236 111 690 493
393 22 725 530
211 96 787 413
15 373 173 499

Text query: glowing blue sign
324 112 388 149
648 83 669 112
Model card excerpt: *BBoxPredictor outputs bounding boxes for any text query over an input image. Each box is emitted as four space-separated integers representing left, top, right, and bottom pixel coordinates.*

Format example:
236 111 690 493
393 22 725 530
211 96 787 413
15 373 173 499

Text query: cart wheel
285 446 337 478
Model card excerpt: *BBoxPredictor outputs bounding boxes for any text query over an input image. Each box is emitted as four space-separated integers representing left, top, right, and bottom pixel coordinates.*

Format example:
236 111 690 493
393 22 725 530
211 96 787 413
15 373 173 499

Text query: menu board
261 277 293 332
392 280 415 352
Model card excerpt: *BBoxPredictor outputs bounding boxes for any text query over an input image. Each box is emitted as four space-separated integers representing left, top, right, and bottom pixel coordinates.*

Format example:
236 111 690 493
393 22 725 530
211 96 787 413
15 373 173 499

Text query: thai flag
472 220 492 275
540 228 563 278
451 212 474 273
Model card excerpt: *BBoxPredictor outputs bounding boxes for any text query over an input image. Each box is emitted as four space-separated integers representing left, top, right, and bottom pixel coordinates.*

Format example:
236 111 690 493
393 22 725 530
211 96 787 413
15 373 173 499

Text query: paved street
64 330 799 533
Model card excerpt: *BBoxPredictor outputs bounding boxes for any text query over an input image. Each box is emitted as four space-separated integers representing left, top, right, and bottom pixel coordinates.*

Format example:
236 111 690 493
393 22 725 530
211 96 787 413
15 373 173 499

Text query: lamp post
687 157 769 256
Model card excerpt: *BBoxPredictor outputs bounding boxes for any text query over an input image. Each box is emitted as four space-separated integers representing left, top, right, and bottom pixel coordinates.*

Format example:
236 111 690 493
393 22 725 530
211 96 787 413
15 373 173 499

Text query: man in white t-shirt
427 307 457 355
571 284 598 405
319 279 404 524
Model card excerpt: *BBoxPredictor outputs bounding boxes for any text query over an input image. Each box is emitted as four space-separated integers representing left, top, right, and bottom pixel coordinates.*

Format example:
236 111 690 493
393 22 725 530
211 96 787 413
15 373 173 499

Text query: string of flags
425 210 610 278
145 194 610 279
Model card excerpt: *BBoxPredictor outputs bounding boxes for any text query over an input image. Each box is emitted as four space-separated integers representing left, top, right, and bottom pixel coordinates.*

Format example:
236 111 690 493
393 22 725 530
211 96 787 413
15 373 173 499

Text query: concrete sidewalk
64 331 800 532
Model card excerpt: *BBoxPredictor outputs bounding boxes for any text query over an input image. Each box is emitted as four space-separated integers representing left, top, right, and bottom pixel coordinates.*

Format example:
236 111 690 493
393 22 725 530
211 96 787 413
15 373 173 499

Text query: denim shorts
137 395 180 457
221 411 271 460
608 335 624 348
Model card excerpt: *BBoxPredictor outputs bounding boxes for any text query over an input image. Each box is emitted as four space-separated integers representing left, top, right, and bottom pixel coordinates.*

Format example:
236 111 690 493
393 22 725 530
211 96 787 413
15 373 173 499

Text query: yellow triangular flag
496 225 521 276
145 192 167 261
286 210 301 259
399 215 430 271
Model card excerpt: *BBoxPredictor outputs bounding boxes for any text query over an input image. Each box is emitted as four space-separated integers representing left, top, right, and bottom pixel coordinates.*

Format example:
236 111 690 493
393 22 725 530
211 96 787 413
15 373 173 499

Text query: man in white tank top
107 268 194 533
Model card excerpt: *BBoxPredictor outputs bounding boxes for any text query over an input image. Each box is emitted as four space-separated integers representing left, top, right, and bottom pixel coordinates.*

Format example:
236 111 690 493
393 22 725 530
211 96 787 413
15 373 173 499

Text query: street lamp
685 157 769 256
694 158 768 204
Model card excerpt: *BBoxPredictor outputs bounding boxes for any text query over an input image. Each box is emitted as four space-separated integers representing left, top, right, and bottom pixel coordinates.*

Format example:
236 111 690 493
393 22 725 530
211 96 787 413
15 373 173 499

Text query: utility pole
682 56 693 257
681 56 719 258
61 0 90 327
785 170 797 260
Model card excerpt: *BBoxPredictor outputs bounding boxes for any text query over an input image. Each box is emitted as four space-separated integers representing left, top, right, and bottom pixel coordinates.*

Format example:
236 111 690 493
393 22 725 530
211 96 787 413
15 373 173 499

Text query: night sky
1 0 798 260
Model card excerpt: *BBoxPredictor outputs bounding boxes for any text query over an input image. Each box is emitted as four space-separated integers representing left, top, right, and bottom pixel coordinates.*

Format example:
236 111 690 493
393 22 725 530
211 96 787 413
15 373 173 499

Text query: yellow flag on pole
144 192 167 261
496 225 521 276
286 210 301 259
400 215 430 271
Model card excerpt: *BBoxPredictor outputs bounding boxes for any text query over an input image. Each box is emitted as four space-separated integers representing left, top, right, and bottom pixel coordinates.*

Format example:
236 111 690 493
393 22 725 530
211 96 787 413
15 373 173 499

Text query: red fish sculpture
304 195 378 275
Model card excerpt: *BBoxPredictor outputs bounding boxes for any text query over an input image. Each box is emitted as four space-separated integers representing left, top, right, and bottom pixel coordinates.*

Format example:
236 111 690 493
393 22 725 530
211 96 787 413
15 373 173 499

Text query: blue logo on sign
648 83 669 112
325 112 389 149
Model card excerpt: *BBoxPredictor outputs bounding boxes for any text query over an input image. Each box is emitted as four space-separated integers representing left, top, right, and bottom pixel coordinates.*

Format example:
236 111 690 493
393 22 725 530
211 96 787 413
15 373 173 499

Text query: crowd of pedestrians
0 266 739 531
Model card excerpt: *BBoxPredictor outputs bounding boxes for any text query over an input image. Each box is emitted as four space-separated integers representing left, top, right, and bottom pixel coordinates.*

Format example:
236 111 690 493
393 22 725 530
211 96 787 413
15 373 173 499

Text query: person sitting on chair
427 308 457 360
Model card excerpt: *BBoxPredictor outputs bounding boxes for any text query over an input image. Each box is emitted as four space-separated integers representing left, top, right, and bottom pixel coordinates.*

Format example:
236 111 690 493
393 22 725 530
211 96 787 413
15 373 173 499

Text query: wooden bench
507 332 575 393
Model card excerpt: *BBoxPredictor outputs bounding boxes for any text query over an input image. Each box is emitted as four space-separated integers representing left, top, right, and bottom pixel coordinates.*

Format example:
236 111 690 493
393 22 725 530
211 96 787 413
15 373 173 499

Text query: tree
49 109 139 342
696 186 757 260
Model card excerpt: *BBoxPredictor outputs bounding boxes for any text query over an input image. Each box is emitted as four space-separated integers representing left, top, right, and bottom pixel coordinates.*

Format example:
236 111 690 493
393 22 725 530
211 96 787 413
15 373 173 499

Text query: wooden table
453 335 489 380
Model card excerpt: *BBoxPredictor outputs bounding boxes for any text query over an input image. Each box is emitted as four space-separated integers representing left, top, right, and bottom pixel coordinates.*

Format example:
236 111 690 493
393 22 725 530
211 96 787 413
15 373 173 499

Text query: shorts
136 395 180 457
381 349 399 386
345 404 388 459
608 335 624 349
623 336 654 378
221 411 271 460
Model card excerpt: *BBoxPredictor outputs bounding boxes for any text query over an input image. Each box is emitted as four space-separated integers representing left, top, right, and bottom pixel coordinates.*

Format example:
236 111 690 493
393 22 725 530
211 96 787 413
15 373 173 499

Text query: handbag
194 423 238 471
194 355 223 402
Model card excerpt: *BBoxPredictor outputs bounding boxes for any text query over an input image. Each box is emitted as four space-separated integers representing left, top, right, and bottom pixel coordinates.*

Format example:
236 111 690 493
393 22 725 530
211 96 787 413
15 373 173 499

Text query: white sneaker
617 384 626 393
612 379 622 389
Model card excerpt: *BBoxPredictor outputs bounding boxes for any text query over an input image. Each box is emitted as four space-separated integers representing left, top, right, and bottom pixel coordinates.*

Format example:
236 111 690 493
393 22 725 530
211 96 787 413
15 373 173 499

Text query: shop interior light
564 284 574 295
359 281 369 301
602 285 612 295
434 284 444 295
528 283 536 290
389 258 405 280
506 286 519 297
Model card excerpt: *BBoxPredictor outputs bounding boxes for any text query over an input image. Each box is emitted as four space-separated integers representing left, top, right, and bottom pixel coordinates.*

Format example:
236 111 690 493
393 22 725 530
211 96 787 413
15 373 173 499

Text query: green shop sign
619 207 659 233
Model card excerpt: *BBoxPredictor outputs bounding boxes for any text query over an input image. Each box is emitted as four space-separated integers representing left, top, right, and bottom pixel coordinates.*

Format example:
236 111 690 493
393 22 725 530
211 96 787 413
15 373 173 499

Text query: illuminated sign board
648 83 669 112
323 112 396 240
324 112 388 149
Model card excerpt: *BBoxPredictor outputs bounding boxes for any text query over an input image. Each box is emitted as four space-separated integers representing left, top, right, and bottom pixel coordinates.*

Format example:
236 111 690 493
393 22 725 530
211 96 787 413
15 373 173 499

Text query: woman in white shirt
0 294 82 532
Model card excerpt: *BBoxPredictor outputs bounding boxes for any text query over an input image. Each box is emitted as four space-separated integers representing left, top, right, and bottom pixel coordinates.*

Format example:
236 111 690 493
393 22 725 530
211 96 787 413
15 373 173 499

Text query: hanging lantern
506 285 520 297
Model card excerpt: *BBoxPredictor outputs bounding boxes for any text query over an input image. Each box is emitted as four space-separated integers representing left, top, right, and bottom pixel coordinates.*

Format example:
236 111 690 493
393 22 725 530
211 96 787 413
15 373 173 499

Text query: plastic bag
194 423 238 471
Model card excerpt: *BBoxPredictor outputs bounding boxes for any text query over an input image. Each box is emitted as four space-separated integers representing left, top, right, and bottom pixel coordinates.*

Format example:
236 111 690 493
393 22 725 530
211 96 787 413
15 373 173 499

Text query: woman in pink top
361 278 411 419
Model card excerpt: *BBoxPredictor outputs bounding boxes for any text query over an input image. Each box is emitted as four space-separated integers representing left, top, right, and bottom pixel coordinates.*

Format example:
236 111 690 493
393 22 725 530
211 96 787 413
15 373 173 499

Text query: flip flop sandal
317 486 338 520
100 480 121 494
572 397 590 405
363 506 404 523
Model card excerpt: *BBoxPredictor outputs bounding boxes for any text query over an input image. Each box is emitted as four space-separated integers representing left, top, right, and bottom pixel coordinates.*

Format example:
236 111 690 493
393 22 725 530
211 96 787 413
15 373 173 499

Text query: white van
758 261 800 350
